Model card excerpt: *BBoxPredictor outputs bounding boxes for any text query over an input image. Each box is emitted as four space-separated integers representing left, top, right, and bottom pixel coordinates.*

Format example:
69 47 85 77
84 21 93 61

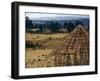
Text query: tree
75 21 83 27
25 17 33 29
49 21 60 33
87 26 89 31
64 22 68 29
38 24 44 33
67 22 75 32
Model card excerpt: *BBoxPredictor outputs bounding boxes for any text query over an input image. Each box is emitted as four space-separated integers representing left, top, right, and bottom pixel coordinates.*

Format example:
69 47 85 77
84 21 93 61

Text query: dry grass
26 33 68 41
25 27 89 68
25 33 70 68
25 48 55 68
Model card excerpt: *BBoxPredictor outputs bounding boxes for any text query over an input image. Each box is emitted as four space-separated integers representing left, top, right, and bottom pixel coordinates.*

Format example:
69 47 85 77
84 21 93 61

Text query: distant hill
31 18 89 29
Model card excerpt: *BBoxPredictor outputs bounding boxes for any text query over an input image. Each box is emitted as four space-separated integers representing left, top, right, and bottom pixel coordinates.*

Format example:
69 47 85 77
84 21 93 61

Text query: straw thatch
49 25 89 66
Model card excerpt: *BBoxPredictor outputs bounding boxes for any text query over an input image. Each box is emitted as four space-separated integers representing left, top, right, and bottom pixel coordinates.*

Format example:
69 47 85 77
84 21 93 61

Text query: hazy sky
26 12 89 21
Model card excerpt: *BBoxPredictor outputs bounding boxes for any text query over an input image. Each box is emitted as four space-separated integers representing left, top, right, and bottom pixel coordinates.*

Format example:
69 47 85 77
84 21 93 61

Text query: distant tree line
25 17 86 33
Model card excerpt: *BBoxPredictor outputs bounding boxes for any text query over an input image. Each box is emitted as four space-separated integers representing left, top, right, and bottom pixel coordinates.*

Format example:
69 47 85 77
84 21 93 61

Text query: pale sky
25 12 89 21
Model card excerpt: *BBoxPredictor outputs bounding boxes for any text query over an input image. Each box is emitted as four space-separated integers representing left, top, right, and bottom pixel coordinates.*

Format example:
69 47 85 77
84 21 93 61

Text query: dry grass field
25 33 69 68
25 33 68 41
25 49 54 68
25 26 89 68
